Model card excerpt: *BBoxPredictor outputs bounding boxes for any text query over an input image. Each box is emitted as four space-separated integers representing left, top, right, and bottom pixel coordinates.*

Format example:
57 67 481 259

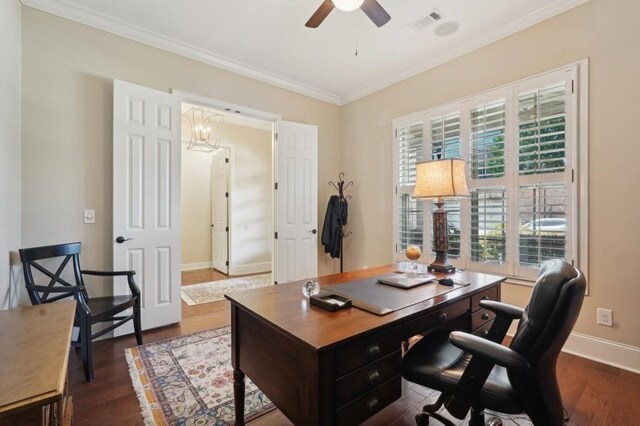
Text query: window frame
392 60 589 286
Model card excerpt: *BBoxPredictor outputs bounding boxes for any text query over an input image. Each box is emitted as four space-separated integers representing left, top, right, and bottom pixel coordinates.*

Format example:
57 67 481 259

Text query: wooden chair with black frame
402 259 586 426
19 242 143 382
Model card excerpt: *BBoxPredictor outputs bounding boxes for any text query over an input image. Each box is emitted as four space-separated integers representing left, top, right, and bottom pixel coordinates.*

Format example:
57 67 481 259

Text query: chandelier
182 105 224 152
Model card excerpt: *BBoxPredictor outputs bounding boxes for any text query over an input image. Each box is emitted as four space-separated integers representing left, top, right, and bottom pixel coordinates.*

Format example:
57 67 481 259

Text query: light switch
84 209 96 224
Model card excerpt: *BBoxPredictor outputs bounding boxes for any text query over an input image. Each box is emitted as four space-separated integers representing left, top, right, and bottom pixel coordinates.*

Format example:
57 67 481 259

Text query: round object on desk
405 245 422 260
302 280 321 297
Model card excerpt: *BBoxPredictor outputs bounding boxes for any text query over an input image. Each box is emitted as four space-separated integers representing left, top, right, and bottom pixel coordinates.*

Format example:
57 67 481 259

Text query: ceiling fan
305 0 391 28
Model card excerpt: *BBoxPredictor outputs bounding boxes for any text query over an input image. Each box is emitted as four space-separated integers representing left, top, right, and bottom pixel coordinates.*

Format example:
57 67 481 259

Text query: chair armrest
449 331 529 372
81 269 136 277
81 269 140 298
479 300 524 320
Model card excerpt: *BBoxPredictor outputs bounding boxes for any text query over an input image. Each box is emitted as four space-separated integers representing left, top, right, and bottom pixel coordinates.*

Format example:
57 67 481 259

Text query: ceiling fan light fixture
332 0 364 12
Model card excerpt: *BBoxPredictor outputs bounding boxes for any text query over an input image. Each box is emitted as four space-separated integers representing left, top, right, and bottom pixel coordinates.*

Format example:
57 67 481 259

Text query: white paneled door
113 80 181 332
275 120 318 284
211 149 229 274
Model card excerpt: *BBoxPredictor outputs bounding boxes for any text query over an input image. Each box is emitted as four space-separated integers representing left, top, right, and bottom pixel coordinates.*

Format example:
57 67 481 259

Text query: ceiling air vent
407 8 444 31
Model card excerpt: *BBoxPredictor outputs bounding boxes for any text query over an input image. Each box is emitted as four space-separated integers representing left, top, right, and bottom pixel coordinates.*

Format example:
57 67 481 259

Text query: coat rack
323 173 353 273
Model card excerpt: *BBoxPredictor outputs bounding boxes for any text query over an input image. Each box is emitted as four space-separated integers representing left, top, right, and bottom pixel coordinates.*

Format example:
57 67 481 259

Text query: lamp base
428 262 456 273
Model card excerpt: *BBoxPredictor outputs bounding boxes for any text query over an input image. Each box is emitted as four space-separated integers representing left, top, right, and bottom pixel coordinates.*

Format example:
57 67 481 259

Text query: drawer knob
481 313 490 320
438 312 448 321
482 295 490 300
367 369 381 384
366 344 381 357
366 397 380 411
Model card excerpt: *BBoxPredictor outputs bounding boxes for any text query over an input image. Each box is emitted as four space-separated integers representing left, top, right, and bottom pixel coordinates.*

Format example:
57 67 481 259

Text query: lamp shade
412 158 470 199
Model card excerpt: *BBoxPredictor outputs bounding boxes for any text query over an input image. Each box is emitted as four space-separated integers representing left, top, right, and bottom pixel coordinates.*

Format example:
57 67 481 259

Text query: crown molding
20 0 343 106
21 0 589 107
340 0 590 105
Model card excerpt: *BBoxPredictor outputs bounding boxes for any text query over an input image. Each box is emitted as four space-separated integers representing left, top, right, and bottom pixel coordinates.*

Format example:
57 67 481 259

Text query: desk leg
233 369 246 425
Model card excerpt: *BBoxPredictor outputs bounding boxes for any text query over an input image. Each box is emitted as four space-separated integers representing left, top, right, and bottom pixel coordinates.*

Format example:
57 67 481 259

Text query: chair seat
85 295 137 322
402 329 523 415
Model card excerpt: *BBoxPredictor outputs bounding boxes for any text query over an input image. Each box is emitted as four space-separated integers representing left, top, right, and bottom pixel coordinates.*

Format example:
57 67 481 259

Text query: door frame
173 90 282 279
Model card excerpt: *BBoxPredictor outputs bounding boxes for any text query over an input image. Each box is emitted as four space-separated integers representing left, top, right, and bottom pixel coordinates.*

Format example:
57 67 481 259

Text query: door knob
115 236 133 244
310 229 317 234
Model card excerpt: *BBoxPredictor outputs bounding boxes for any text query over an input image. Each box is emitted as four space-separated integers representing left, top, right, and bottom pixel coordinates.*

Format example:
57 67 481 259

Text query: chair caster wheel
415 413 430 425
486 418 503 426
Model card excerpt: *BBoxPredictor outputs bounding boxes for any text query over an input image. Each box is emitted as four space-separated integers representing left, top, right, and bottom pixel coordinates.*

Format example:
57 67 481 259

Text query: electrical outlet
597 308 613 327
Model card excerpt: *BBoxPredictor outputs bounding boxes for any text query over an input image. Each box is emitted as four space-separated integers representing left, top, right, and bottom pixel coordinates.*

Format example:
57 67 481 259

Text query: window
393 63 587 281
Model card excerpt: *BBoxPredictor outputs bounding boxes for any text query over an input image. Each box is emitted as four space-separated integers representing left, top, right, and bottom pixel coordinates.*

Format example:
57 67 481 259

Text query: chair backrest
508 259 586 425
19 242 87 305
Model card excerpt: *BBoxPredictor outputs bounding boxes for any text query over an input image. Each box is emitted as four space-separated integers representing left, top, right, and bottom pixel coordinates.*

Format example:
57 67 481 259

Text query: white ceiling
23 0 588 105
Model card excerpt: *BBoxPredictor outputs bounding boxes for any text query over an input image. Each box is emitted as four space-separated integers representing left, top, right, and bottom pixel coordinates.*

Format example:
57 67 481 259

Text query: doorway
180 102 274 307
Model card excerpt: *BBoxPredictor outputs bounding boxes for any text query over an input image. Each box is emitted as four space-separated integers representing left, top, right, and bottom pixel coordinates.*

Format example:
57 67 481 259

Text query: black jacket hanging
321 195 348 258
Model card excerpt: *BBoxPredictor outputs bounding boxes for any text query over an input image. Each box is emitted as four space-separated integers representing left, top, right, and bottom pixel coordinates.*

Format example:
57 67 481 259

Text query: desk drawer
404 299 469 338
471 307 496 331
471 286 499 312
473 320 493 338
335 326 402 377
336 350 401 407
336 375 401 426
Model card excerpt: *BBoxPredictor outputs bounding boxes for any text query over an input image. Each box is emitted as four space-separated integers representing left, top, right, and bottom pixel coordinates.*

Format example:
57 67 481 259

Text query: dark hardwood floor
64 269 640 425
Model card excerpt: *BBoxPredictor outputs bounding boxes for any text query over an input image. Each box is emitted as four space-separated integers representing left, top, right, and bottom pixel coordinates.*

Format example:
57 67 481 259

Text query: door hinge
226 260 229 266
395 244 398 252
571 79 575 94
571 259 575 266
225 158 229 163
274 232 278 239
274 280 278 285
225 226 229 232
225 192 229 198
571 169 575 183
211 224 214 228
275 133 278 141
394 128 398 138
274 182 278 190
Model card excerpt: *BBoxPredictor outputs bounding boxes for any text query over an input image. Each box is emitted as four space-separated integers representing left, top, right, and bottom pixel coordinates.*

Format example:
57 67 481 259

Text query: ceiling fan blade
360 0 391 27
305 0 335 28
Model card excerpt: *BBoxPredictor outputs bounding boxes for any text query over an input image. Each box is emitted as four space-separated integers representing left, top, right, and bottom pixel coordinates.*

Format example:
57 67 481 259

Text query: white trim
507 329 640 374
229 262 272 276
562 332 640 374
173 90 282 123
341 0 591 104
21 0 341 105
181 261 212 271
21 0 589 106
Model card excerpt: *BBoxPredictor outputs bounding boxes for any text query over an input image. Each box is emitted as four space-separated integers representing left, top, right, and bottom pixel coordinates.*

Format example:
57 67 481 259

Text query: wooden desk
227 264 504 426
0 301 76 425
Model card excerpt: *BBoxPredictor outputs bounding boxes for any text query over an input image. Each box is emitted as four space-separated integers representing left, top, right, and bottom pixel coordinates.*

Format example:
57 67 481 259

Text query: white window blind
431 113 460 160
518 184 567 268
398 123 424 185
392 63 585 281
470 187 507 264
470 101 506 179
395 122 425 254
518 83 566 175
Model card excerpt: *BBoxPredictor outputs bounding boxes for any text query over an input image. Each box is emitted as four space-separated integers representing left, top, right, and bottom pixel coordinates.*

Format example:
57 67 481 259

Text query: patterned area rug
181 273 272 306
125 326 274 425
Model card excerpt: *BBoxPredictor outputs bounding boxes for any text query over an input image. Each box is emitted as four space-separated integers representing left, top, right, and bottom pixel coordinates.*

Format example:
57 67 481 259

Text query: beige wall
181 123 272 271
21 7 343 300
341 0 640 347
0 0 22 309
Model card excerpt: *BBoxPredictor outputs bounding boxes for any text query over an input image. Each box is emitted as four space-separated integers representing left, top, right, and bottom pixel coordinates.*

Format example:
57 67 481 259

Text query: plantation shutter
470 101 506 179
396 122 425 253
470 187 507 263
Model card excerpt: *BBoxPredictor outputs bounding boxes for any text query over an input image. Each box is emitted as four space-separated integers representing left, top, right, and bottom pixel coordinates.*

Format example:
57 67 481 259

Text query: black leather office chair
20 242 143 382
402 260 586 426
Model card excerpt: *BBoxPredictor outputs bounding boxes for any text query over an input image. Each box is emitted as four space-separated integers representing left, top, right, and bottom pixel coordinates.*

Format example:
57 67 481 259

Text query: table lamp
412 158 470 273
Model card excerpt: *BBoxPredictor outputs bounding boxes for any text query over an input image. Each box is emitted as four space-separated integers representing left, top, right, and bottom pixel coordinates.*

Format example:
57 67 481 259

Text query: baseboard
181 261 212 271
507 330 640 374
229 262 271 276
